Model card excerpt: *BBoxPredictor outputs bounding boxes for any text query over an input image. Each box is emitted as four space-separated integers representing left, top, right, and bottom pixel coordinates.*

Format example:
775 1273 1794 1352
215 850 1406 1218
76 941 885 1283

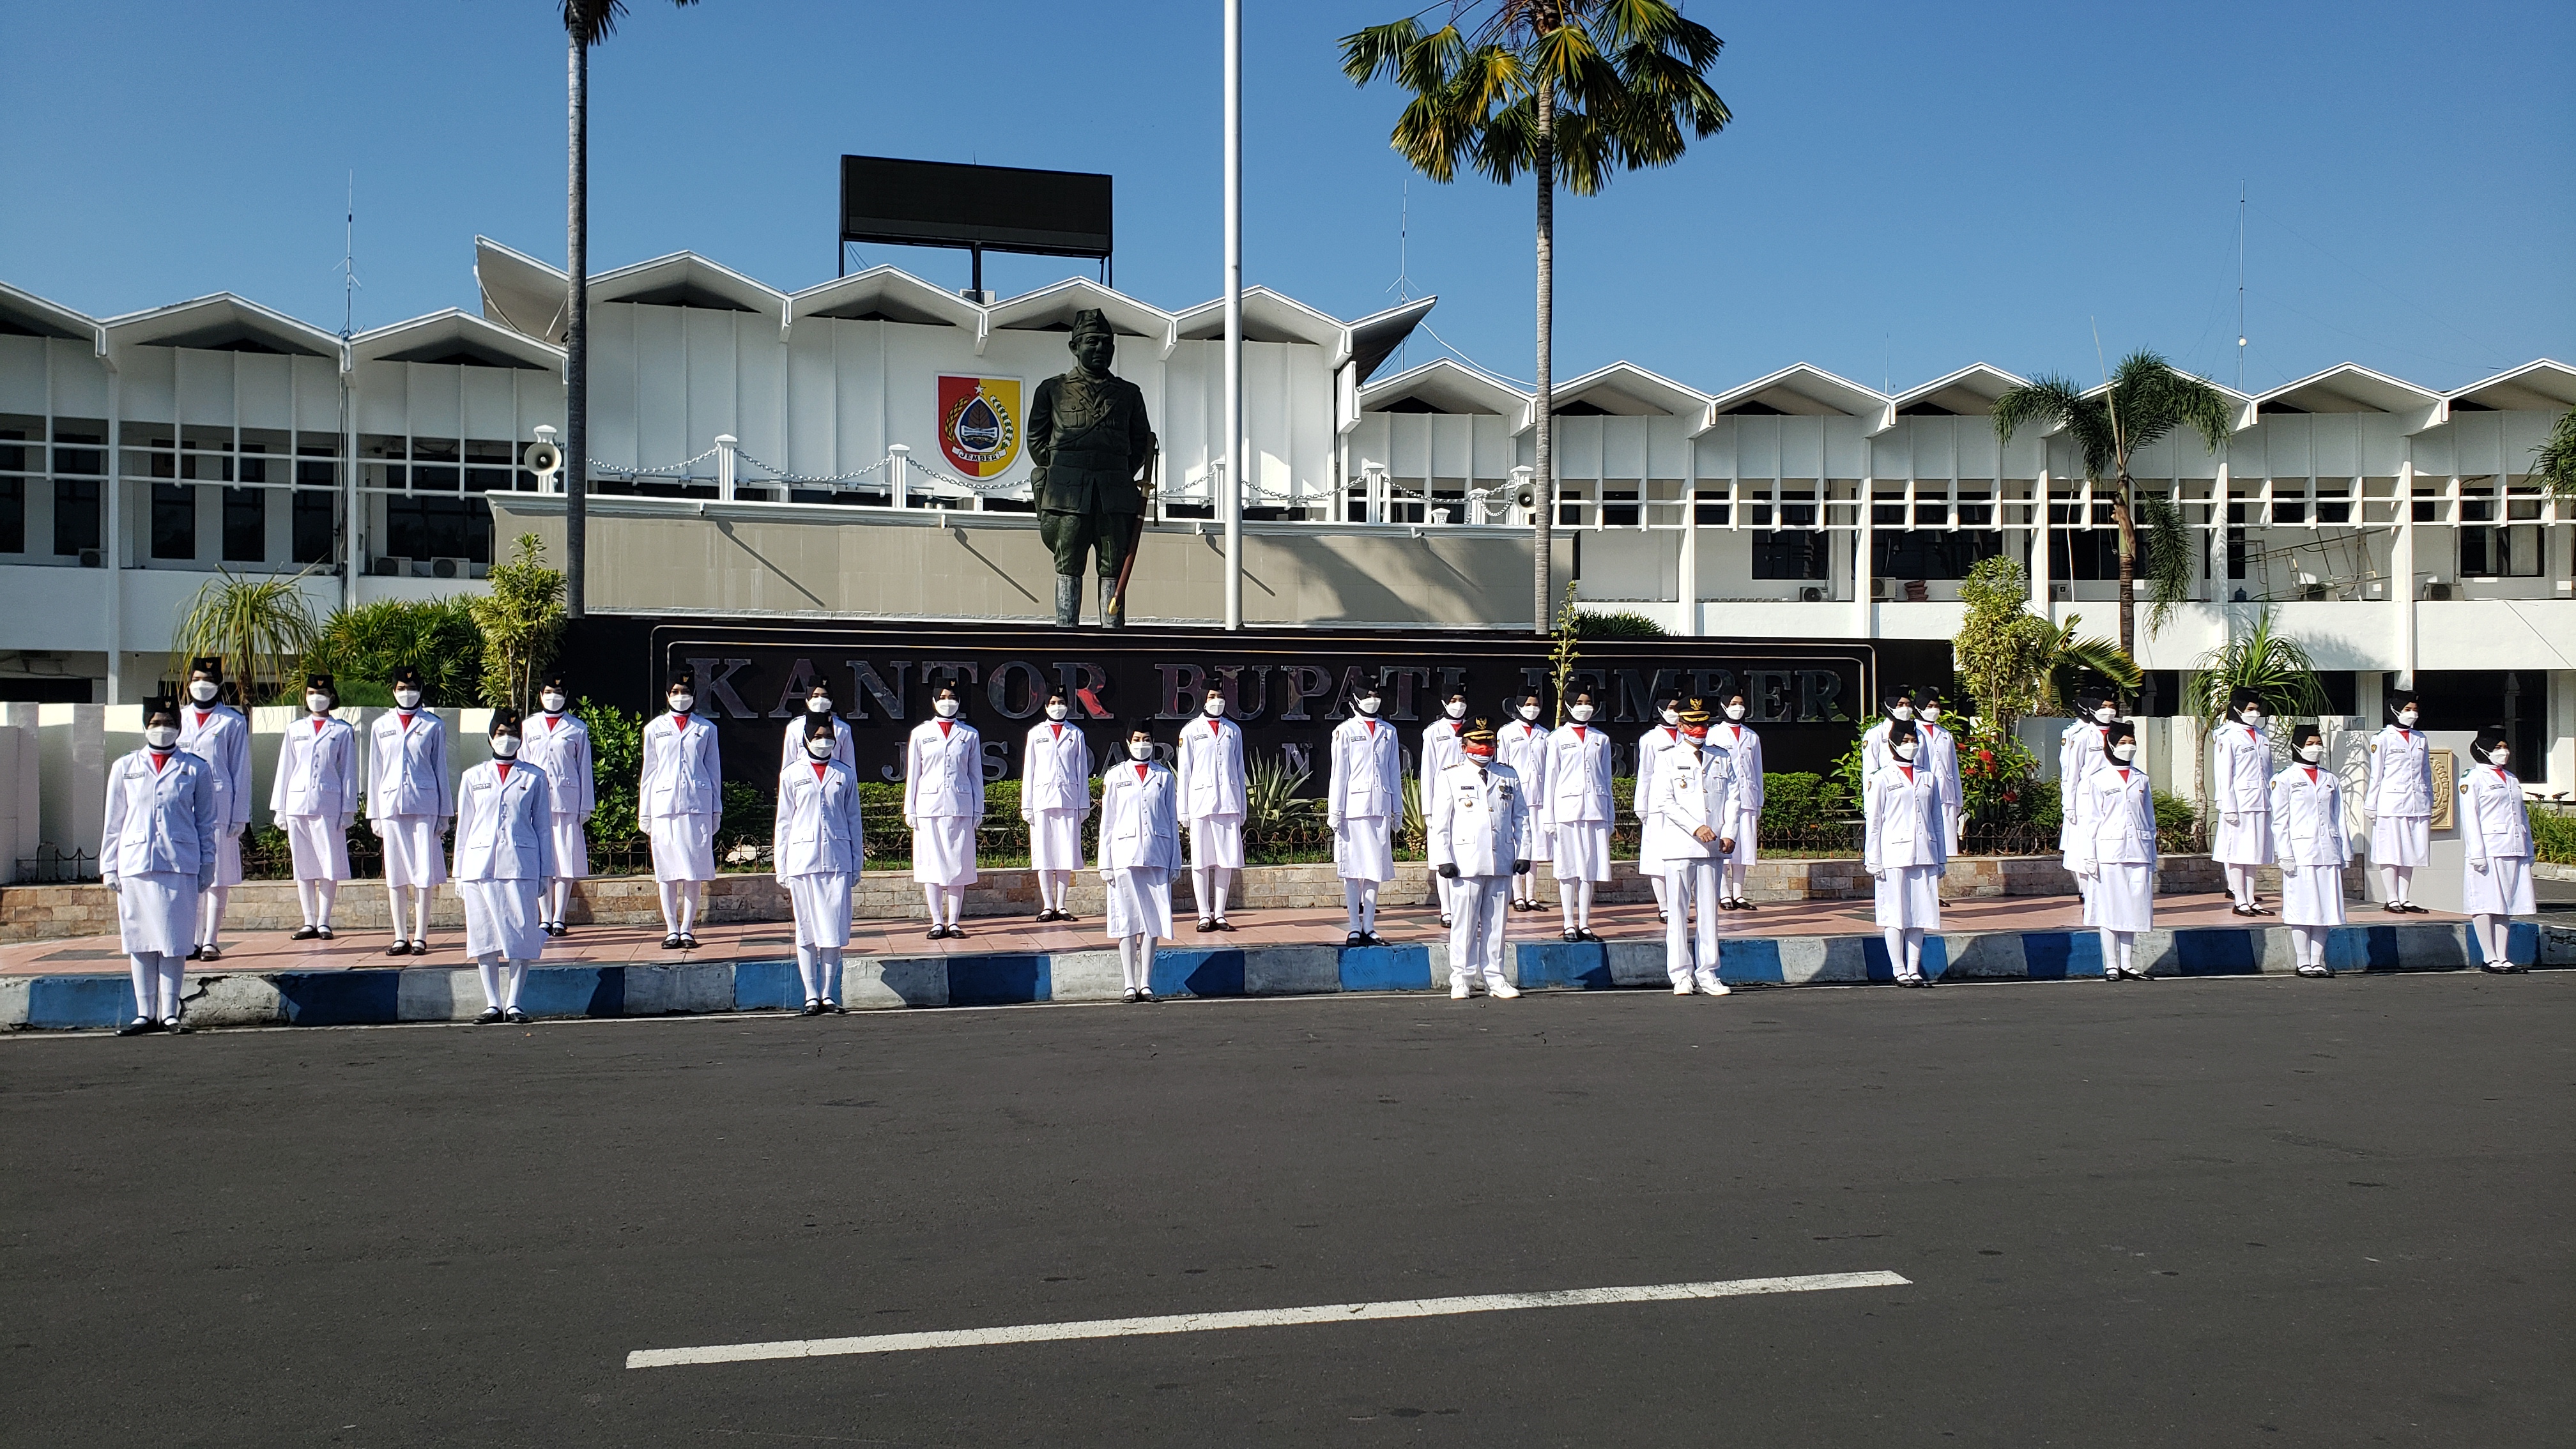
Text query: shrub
1757 772 1850 831
302 599 483 707
1572 610 1668 639
2529 807 2574 866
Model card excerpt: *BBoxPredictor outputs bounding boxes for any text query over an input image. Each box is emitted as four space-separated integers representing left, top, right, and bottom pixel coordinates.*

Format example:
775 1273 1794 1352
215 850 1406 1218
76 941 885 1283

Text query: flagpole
1222 0 1245 631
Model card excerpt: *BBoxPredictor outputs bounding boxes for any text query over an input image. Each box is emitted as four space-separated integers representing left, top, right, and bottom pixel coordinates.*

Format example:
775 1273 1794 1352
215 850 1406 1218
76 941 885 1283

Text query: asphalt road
4 972 2570 1448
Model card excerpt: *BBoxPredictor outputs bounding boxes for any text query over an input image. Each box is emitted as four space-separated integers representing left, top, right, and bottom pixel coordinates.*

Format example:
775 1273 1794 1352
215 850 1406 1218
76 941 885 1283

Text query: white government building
1 238 2569 790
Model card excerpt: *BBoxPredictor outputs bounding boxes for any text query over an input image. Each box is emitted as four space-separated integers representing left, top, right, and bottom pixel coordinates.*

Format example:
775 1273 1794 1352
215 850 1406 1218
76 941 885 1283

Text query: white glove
1328 814 1345 832
369 818 385 838
338 814 355 835
2223 813 2239 828
2471 857 2488 874
2280 862 2298 877
1871 868 1888 882
103 875 120 894
227 822 246 839
903 815 917 831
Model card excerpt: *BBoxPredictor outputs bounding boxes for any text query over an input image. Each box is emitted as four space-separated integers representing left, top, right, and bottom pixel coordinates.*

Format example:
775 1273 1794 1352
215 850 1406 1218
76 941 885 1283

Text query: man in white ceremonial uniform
1327 684 1402 947
905 682 984 940
1099 719 1181 1003
104 698 220 1035
779 678 855 770
1421 686 1471 927
271 672 356 940
640 668 721 950
1496 691 1553 910
175 656 249 962
2459 726 2534 974
1711 691 1765 910
454 711 554 1025
1863 719 1947 987
2057 689 2121 904
369 666 452 957
1021 687 1093 923
2068 719 2158 982
776 711 867 1013
1915 691 1963 861
1176 684 1248 931
1651 702 1738 996
2364 691 2434 912
1540 686 1614 944
2269 723 2349 978
1634 695 1683 924
1428 720 1528 1000
519 673 594 936
2211 688 2276 916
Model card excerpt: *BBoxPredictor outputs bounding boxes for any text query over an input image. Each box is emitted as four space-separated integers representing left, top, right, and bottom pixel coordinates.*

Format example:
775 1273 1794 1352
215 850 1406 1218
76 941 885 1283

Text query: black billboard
838 155 1112 261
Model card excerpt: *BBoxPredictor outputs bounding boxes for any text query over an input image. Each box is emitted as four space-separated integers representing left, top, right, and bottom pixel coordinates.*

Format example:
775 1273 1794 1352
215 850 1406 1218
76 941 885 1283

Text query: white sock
1560 880 1578 931
1724 863 1747 901
1883 928 1908 977
130 953 157 1018
797 944 826 1001
412 887 431 942
502 960 527 1009
315 880 338 928
1211 868 1231 920
548 878 571 925
2391 866 2412 905
156 956 185 1018
1650 874 1669 913
1119 935 1146 990
678 882 702 933
943 886 963 928
2470 913 2502 963
1574 878 1595 932
2099 928 2120 972
1193 866 1215 920
1344 880 1366 934
477 956 503 1007
388 885 410 937
822 949 843 1004
1906 928 1926 976
196 884 226 946
1512 870 1531 903
1360 883 1378 934
295 878 318 926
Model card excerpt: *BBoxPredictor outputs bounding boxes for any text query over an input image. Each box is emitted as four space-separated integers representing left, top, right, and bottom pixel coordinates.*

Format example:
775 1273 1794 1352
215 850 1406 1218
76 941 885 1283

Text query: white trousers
1445 875 1511 988
1664 861 1722 987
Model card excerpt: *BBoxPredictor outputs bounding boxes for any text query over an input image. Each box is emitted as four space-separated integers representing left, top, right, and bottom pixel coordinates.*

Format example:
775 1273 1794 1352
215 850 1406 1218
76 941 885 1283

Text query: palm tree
1341 1 1729 635
2030 615 2140 721
562 0 697 618
1993 350 2235 659
171 569 323 707
2535 408 2576 498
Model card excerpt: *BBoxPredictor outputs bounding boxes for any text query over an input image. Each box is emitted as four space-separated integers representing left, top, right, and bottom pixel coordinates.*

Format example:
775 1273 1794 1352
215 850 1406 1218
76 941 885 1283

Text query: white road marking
626 1270 1909 1369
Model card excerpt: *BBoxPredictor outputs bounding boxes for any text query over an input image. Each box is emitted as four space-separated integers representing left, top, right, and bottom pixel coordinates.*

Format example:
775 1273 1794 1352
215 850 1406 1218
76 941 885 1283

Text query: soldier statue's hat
1068 308 1114 342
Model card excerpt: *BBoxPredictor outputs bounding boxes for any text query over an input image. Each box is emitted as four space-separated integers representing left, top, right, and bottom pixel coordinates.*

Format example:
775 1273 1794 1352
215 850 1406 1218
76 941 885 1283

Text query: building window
222 487 266 562
1751 530 1828 579
53 480 100 556
2050 528 2122 581
2460 526 2542 578
293 492 335 564
385 495 491 564
152 484 197 560
0 476 21 554
1873 530 2004 579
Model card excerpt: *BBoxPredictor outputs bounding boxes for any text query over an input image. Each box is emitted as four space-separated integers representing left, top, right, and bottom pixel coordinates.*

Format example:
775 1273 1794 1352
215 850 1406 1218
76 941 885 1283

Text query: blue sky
3 1 2568 397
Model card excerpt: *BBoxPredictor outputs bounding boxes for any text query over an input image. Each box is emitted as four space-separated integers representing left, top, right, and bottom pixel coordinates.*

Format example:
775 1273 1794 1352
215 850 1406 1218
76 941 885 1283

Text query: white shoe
1452 980 1474 1000
1487 980 1521 999
1673 982 1695 995
1697 977 1729 996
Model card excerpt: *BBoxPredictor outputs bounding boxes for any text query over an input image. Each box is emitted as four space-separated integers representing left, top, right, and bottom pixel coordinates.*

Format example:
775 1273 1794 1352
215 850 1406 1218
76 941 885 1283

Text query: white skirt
785 871 854 949
2370 814 2430 868
548 814 590 880
284 814 349 882
1521 816 1552 862
460 878 545 960
115 871 195 958
1334 815 1395 882
648 813 717 882
912 815 978 887
1029 809 1085 871
379 814 448 887
1188 813 1246 870
211 829 243 888
1105 866 1174 940
2212 809 2275 866
2462 855 2536 917
1551 821 1613 882
2279 861 2345 926
2083 862 2155 931
1873 864 1942 929
1722 818 1758 868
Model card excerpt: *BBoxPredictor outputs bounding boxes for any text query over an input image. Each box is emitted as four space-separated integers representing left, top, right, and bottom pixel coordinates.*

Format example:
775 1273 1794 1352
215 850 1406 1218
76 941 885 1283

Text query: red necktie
397 712 413 730
150 752 170 773
2303 767 2319 783
1135 763 1149 782
675 716 689 735
1050 723 1062 741
1209 719 1221 736
548 717 562 732
813 762 829 782
496 761 512 783
1575 726 1588 740
311 719 325 734
939 720 953 739
1364 720 1377 737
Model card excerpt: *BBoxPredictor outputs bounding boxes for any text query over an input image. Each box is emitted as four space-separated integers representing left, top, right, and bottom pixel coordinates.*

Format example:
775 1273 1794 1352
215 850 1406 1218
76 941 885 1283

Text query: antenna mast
1386 180 1415 371
338 172 361 341
2235 182 2246 393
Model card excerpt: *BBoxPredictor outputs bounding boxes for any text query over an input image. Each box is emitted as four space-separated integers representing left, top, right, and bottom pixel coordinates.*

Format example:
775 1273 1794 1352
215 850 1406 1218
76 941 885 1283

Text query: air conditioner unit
1871 578 1897 601
76 548 102 569
372 557 402 576
1799 586 1826 602
2419 581 2451 601
2050 583 2071 601
425 556 468 579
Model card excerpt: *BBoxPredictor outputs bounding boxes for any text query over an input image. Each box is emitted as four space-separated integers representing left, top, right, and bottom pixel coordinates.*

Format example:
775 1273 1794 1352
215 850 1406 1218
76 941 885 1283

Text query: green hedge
2533 808 2575 866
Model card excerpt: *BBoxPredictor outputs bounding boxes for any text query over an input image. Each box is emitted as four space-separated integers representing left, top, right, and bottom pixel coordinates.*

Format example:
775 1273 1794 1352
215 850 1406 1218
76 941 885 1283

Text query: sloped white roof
1357 357 1527 417
98 293 342 363
2448 359 2576 413
350 309 563 371
1706 363 1886 420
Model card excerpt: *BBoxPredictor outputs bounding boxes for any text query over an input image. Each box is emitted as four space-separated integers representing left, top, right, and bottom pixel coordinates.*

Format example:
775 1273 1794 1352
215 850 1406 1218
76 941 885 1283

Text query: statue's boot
1100 576 1126 629
1054 574 1080 628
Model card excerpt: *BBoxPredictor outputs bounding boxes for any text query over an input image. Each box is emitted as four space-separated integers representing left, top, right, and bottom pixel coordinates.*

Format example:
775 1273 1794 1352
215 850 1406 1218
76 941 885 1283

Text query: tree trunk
1530 79 1554 637
565 30 589 619
2112 471 2137 666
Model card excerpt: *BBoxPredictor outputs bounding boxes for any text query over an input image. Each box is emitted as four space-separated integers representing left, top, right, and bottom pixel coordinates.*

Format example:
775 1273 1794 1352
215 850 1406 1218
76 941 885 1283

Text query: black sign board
559 617 1952 789
839 155 1113 261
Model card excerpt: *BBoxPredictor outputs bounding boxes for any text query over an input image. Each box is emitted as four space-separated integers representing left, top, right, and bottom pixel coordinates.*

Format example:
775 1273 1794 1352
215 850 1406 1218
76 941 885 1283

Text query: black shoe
802 1000 825 1016
2253 905 2274 916
117 1017 156 1037
1736 900 1757 911
161 1017 190 1034
1575 930 1604 945
291 925 321 941
1213 917 1234 931
2382 902 2405 914
185 945 204 962
475 1008 504 1024
824 1000 847 1014
1344 931 1366 948
197 945 222 962
387 939 414 957
408 939 429 956
942 926 965 941
2230 904 2255 917
1196 917 1218 933
663 933 685 949
2400 903 2428 914
678 933 699 950
1123 987 1142 1004
1897 976 1922 988
1562 928 1581 944
1034 908 1057 923
502 1007 528 1024
1361 932 1390 947
316 926 335 940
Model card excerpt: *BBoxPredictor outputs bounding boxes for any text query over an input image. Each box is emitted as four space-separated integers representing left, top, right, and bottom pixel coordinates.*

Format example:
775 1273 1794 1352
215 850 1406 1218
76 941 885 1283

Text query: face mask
807 696 832 714
1568 704 1595 723
1659 708 1680 726
1128 741 1153 761
540 693 565 714
491 735 521 758
668 693 693 714
1445 700 1467 719
1464 747 1496 765
1517 704 1540 722
188 680 218 703
2296 744 2323 763
805 737 834 760
305 694 331 715
2241 710 2262 726
1890 705 1913 721
1920 705 1942 723
1681 727 1709 746
1892 740 1918 761
394 689 422 710
934 698 960 719
2093 707 2116 724
1724 703 1747 721
2111 744 2137 762
1203 697 1226 717
1356 696 1381 716
2487 749 2509 767
2397 710 2418 727
1044 702 1068 721
144 726 178 750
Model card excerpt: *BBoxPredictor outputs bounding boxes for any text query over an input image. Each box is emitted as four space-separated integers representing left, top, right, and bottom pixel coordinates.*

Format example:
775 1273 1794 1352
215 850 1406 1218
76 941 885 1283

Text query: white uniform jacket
1540 723 1615 827
1020 721 1095 816
2065 765 2158 873
1328 716 1403 824
2365 726 2434 817
2057 721 2110 847
2267 765 2350 869
1496 719 1549 789
1712 722 1764 827
2458 766 2533 866
1860 717 1903 779
1632 724 1681 831
178 704 252 831
1420 717 1468 812
903 718 985 821
102 749 220 887
1427 760 1530 878
1175 716 1248 819
1649 747 1738 864
368 709 454 821
1919 721 1962 817
779 712 855 771
521 712 595 820
2214 723 2273 819
270 716 356 820
1098 759 1181 873
453 760 556 882
1862 763 1948 875
774 759 867 877
639 712 722 822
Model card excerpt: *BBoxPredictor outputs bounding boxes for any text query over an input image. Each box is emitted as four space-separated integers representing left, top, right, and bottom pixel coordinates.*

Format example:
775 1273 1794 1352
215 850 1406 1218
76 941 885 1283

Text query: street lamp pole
1222 0 1245 631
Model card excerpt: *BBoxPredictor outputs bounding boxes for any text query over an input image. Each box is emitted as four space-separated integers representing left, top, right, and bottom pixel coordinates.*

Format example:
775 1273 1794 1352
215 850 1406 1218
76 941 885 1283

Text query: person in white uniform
1429 720 1529 1001
103 698 220 1036
2458 726 2534 974
175 656 249 962
776 711 867 1013
2268 722 2349 979
1098 719 1181 1003
1651 702 1738 996
1422 687 1472 927
1328 684 1402 946
453 711 554 1025
1634 695 1683 924
1859 690 1917 778
1541 686 1615 944
271 672 356 940
905 682 984 939
368 666 452 957
1497 690 1554 910
1863 719 1947 987
1915 691 1964 860
779 678 856 771
639 669 722 949
2211 688 2276 916
2364 691 2434 913
2068 718 2159 982
519 673 594 936
2058 689 2121 903
1176 684 1248 931
1020 687 1093 923
1710 691 1765 910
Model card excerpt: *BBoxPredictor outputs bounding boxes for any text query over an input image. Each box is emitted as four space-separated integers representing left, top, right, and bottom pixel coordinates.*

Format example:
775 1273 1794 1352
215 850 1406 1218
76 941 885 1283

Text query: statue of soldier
1030 309 1157 628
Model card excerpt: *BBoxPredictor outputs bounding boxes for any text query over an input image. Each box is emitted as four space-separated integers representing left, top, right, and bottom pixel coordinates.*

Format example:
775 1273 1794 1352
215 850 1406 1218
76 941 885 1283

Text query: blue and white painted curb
0 920 2556 1032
